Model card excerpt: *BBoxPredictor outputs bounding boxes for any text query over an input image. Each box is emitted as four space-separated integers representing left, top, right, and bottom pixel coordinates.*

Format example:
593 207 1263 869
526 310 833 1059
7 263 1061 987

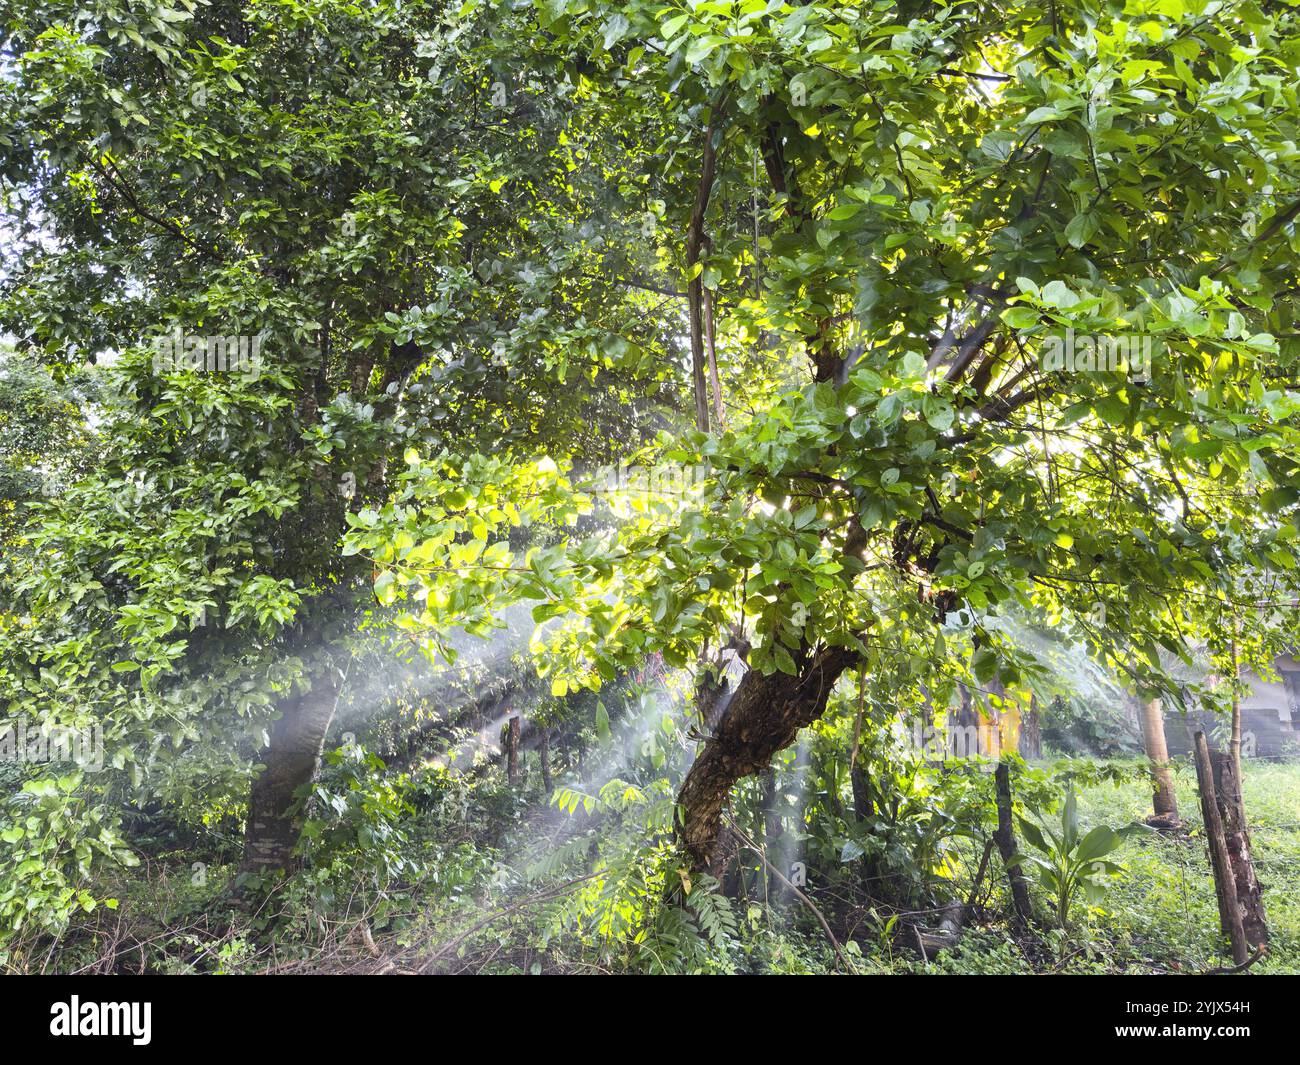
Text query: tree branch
688 93 729 432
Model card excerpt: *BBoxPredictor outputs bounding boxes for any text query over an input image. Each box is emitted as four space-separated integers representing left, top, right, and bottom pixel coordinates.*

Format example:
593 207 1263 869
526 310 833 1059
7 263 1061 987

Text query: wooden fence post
1193 731 1248 964
1209 741 1268 953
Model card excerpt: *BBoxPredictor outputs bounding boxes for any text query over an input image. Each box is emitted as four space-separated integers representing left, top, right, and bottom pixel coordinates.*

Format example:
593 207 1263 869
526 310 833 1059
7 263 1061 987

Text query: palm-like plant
1013 785 1148 931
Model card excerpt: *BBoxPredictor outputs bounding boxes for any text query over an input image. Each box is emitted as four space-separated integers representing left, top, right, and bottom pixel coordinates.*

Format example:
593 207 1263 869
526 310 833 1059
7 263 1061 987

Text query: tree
0 0 679 925
1137 694 1179 825
4 0 1300 944
449 0 1300 871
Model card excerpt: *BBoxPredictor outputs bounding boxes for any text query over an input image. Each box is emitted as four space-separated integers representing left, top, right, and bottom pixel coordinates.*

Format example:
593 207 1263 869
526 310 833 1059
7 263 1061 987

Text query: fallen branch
1199 946 1266 976
727 819 856 974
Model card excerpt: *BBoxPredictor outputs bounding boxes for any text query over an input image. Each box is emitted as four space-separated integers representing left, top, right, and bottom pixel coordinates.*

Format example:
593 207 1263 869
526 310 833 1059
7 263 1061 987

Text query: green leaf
1074 825 1121 863
1064 211 1100 249
661 14 689 38
373 570 398 606
1016 815 1050 855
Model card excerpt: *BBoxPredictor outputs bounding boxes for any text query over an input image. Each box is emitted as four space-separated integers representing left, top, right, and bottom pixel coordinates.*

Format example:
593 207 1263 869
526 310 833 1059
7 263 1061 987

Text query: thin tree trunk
750 768 769 898
761 767 780 900
993 760 1034 927
687 99 726 432
239 669 341 880
850 759 889 900
822 748 845 823
675 643 857 873
539 727 552 794
703 286 725 426
506 715 521 786
1138 695 1179 823
850 762 874 822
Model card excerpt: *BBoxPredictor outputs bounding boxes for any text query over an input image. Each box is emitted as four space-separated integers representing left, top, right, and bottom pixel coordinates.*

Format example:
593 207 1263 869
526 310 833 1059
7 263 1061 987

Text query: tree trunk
850 760 889 900
703 286 725 427
687 104 725 433
675 644 857 874
1138 695 1179 823
761 767 780 900
539 727 552 794
993 759 1034 927
750 768 771 898
239 670 341 880
506 715 521 786
850 762 874 822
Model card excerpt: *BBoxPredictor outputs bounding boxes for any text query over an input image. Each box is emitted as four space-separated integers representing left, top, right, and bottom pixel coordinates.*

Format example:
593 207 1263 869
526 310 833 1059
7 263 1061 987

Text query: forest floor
288 756 1300 976
23 756 1298 975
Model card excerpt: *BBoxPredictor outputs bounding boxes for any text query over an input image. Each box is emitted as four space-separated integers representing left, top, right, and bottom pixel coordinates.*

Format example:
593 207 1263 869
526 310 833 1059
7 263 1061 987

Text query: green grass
1067 756 1299 975
849 757 1300 975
